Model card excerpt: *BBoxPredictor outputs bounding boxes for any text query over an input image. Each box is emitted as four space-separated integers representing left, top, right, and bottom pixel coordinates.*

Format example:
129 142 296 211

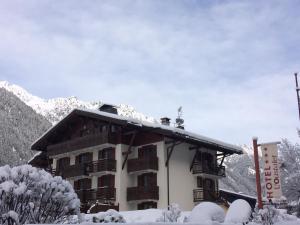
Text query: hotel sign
261 142 282 200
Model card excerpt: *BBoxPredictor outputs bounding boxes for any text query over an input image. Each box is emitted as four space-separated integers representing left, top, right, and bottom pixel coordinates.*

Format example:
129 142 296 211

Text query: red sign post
253 137 263 209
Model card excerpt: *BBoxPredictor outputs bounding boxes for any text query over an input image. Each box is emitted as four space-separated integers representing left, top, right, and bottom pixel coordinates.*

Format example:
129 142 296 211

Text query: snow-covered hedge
187 202 225 223
0 165 80 225
225 199 252 223
83 209 126 223
156 203 181 222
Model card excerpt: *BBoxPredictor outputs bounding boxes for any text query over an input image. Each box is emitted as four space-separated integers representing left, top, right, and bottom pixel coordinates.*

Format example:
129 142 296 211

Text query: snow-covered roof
219 188 256 200
31 108 243 154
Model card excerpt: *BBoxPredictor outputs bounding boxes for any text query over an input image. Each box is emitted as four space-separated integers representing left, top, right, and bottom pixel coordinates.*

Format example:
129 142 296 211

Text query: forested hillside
0 88 50 166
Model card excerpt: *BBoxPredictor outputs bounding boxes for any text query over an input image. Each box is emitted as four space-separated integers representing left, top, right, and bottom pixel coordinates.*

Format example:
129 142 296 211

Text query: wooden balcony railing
127 186 159 201
47 132 117 156
76 187 116 203
192 162 225 177
53 163 87 178
127 157 158 173
193 188 220 202
86 159 116 174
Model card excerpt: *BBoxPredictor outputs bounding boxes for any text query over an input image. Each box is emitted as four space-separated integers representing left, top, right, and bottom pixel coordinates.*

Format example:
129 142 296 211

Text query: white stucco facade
49 139 220 211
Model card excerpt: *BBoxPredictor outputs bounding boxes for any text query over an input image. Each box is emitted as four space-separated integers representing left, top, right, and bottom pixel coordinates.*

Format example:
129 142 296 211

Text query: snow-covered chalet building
30 105 243 212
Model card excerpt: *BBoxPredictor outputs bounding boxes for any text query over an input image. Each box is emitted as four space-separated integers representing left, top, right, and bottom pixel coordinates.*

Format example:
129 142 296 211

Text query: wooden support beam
220 154 226 166
190 149 199 171
122 131 137 170
165 141 181 167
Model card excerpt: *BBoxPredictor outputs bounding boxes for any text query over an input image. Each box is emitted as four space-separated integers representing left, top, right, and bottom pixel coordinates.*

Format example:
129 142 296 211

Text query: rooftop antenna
175 106 184 129
295 73 300 120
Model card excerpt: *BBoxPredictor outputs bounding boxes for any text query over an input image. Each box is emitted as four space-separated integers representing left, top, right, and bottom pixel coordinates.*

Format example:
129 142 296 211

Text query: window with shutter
98 148 115 160
203 178 215 191
98 175 115 187
138 201 157 210
76 152 92 164
138 173 157 187
57 157 70 170
75 178 91 190
138 145 157 158
197 177 203 188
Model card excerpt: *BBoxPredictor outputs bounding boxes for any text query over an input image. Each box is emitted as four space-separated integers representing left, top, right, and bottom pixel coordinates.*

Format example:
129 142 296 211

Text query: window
74 178 91 190
203 178 215 191
138 145 157 159
99 148 115 160
138 173 157 188
98 175 115 187
76 153 92 164
138 202 157 210
197 177 203 188
57 157 70 170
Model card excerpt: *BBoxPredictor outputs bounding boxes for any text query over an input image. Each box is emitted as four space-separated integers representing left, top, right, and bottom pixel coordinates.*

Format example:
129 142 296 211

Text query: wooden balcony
192 162 225 177
76 187 116 203
127 157 158 174
193 188 220 202
127 186 159 201
87 159 116 174
47 132 117 156
54 163 87 179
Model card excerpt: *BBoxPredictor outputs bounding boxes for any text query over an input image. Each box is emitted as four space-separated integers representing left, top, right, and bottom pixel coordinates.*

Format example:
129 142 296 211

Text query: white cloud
0 0 299 145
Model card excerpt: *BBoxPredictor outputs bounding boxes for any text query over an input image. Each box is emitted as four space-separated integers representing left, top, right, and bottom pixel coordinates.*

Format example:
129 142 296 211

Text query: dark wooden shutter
74 180 80 190
83 178 91 189
197 177 203 188
98 177 103 187
57 157 70 170
109 175 115 187
138 174 144 187
149 173 157 186
109 148 115 159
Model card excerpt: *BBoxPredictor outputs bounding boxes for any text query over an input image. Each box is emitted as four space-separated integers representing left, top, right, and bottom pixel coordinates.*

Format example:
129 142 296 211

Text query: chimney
161 117 171 126
98 104 118 114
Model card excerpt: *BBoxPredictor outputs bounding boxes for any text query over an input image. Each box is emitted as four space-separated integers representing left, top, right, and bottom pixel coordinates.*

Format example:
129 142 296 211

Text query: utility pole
295 73 300 120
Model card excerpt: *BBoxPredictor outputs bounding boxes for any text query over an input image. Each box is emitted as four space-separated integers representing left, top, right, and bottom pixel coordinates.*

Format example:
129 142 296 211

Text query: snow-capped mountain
5 80 300 202
0 81 158 125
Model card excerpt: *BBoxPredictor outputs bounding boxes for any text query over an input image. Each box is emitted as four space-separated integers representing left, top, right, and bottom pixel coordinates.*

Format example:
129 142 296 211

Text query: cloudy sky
0 0 300 146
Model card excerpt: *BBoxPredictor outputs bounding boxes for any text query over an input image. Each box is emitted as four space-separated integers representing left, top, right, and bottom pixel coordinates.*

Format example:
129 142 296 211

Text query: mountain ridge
0 81 158 125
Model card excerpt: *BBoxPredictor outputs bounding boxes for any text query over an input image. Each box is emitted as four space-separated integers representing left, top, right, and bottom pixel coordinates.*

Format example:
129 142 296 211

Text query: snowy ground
80 208 300 225
120 209 190 223
83 209 190 223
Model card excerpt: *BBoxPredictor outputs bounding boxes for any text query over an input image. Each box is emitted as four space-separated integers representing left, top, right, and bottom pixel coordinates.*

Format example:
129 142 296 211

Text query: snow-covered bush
0 165 80 225
252 204 298 225
89 209 125 223
187 202 225 223
156 203 181 222
225 199 252 224
252 205 279 225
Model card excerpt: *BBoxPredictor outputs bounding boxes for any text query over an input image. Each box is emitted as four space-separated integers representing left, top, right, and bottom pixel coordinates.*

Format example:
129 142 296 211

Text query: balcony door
74 178 91 190
76 152 92 164
138 173 157 189
99 147 115 160
57 157 70 171
98 175 115 188
138 201 157 210
138 145 157 159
